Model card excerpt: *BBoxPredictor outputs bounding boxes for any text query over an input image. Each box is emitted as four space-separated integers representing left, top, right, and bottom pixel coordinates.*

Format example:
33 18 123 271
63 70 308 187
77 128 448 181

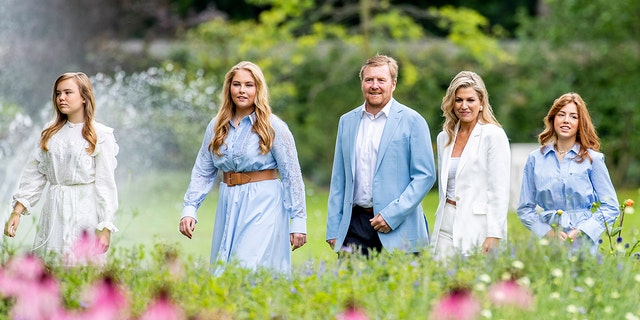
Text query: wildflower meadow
1 176 640 319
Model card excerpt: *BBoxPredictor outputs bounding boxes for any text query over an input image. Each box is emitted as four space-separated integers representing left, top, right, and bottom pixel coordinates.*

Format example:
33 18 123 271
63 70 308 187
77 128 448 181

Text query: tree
176 0 511 185
506 0 640 186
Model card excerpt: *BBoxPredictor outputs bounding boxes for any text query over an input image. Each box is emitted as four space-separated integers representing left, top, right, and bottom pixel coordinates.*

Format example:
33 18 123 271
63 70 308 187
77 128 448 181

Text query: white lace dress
12 121 119 262
182 114 306 274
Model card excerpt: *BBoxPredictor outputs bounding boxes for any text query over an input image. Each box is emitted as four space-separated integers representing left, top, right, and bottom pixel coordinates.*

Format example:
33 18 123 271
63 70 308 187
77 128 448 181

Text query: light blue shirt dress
182 113 306 274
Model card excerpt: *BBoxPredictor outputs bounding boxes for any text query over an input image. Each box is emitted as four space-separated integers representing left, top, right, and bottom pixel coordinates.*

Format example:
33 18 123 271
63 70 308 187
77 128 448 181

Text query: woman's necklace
555 144 568 155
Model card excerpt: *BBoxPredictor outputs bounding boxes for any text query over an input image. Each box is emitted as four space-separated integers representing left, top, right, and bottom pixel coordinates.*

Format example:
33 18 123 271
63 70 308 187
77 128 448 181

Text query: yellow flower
556 209 563 215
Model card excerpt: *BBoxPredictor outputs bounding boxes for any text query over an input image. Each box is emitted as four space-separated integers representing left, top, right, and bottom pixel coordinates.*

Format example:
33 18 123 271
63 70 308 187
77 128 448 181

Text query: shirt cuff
578 217 605 243
531 222 553 238
290 217 306 234
96 221 119 233
12 198 32 215
181 205 199 223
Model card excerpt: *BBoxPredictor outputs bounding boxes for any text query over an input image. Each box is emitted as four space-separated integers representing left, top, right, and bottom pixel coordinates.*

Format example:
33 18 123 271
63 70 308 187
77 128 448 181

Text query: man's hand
370 213 391 233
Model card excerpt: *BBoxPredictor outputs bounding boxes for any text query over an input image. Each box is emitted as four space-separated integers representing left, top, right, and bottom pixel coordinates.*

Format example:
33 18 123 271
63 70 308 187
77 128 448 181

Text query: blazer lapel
375 101 402 174
440 140 454 193
346 108 362 179
457 123 482 175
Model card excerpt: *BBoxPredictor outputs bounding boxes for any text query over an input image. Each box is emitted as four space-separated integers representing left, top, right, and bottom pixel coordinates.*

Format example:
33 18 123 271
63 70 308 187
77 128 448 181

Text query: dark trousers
342 205 383 257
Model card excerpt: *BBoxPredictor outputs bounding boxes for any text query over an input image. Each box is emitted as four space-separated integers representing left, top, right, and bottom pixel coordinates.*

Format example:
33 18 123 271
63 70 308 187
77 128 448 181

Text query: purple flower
430 288 481 320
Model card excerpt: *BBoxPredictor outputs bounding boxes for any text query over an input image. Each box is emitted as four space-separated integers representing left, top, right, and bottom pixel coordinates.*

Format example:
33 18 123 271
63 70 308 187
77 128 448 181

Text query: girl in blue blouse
179 61 307 274
517 92 619 254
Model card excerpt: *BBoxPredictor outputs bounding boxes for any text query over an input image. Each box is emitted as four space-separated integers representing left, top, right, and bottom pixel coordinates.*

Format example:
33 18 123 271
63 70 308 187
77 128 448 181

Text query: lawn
3 170 640 319
7 169 640 266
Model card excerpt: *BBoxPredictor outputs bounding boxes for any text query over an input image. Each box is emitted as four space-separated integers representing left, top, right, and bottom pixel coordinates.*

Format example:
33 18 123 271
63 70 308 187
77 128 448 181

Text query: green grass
3 170 640 319
9 169 640 266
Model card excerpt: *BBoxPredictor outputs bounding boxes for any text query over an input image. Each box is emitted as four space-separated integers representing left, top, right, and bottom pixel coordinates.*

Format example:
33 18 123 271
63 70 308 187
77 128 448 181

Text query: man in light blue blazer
326 55 436 255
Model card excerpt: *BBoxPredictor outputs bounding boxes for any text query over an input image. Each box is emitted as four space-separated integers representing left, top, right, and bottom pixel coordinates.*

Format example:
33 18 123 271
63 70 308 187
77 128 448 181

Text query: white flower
584 277 595 287
604 306 613 314
611 291 621 299
624 206 635 214
501 272 511 281
625 312 639 320
550 292 560 299
481 309 492 318
635 274 640 283
512 260 525 270
551 268 563 278
517 277 531 287
474 282 487 292
566 304 579 313
479 274 492 283
538 238 550 246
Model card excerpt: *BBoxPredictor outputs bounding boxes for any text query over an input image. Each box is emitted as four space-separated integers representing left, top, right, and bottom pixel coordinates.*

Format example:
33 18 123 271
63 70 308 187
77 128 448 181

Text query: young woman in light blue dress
517 92 619 254
179 61 306 274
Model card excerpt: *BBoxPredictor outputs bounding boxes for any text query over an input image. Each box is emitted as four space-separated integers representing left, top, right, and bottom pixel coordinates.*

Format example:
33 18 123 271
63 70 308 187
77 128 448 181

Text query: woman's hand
290 233 307 251
4 212 22 237
96 228 111 253
482 237 500 254
179 217 196 239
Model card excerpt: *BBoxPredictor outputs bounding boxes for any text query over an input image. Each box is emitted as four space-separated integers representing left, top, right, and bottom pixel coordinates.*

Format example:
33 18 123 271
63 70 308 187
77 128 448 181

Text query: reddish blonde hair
538 92 599 163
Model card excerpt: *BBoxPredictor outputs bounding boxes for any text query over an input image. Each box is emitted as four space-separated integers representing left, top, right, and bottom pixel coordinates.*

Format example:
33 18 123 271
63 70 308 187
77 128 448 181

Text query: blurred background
1 0 638 261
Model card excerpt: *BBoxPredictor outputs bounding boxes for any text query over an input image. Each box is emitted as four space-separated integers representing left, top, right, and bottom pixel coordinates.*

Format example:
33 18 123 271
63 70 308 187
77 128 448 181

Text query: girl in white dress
4 72 119 265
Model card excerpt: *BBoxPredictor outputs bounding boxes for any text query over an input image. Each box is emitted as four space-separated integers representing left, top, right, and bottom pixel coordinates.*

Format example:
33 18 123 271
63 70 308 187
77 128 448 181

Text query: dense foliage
1 0 639 187
1 234 639 319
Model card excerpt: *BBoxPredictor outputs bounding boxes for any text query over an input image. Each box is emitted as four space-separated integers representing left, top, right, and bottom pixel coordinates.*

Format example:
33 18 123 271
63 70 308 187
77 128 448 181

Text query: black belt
354 205 374 214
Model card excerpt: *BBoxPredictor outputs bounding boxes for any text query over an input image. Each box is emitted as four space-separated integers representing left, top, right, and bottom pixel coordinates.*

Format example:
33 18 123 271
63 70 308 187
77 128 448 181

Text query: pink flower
336 302 369 320
8 272 66 320
138 289 186 320
66 230 105 266
69 276 129 320
0 254 67 319
488 280 535 310
430 288 481 320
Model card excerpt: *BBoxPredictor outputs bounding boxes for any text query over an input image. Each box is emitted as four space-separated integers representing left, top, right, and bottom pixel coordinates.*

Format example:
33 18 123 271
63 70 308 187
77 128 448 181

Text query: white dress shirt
353 101 392 208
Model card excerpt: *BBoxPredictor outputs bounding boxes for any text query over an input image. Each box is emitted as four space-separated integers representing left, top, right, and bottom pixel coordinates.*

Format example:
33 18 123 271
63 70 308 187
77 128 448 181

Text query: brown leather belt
223 169 278 187
446 198 457 206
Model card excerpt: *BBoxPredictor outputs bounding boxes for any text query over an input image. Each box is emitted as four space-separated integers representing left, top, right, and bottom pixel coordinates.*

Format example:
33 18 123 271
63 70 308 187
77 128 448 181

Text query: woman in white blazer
432 71 511 260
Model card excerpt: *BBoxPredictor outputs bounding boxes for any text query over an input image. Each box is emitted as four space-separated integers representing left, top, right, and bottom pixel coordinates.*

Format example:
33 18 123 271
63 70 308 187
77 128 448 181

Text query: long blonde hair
440 71 501 146
538 92 599 163
209 61 274 155
41 72 98 154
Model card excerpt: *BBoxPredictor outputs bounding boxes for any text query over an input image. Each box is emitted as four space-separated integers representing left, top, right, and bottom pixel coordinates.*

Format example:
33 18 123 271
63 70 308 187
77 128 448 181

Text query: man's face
361 64 396 111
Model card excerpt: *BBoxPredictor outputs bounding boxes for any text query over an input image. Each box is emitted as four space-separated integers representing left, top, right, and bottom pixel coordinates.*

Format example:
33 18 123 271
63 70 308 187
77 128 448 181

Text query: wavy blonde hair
209 61 274 155
440 71 501 146
538 92 599 163
41 72 98 154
